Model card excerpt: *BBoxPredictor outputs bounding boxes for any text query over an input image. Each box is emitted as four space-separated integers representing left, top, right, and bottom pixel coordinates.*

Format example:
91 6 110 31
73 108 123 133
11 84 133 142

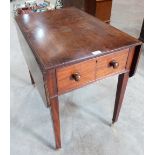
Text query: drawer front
57 59 96 94
96 49 129 79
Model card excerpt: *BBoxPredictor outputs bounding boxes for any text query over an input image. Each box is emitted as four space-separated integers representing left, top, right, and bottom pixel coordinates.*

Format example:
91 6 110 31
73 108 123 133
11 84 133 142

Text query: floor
10 0 144 155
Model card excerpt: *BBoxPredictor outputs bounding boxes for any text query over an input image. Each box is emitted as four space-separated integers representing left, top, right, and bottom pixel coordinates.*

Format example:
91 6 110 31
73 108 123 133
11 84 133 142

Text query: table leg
29 70 35 85
112 72 129 124
50 97 61 149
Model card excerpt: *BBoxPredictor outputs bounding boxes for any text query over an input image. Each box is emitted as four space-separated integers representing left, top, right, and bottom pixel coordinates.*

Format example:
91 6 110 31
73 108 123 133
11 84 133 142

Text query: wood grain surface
15 7 141 70
96 49 129 79
50 97 61 149
57 58 96 94
15 7 143 149
56 48 131 94
112 72 129 123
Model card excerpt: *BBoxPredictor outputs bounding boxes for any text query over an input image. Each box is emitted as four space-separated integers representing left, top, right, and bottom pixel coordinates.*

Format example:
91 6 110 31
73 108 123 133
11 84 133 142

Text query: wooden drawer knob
109 60 119 69
72 72 81 82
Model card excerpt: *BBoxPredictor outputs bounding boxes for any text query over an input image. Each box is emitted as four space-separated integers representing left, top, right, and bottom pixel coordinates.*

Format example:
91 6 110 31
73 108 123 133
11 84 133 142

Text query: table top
16 7 141 70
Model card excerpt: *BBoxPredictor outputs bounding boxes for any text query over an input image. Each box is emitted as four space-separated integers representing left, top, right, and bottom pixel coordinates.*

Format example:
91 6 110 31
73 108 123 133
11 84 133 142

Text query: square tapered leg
112 72 129 123
50 97 61 149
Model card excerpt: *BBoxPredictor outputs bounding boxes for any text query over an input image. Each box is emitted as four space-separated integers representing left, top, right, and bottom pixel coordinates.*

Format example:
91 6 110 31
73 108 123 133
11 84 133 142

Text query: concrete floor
10 0 144 155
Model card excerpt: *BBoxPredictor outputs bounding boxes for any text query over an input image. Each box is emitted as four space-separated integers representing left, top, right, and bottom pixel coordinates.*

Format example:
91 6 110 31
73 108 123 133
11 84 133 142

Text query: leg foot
112 72 129 123
110 122 114 127
29 70 35 85
50 97 61 149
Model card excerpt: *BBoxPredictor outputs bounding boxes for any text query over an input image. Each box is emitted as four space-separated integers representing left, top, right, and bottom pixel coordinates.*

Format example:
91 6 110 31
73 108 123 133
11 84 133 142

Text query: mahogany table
15 7 142 149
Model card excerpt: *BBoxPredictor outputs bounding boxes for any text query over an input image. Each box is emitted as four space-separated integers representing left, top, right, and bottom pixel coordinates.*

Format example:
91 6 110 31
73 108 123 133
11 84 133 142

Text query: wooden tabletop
16 7 141 70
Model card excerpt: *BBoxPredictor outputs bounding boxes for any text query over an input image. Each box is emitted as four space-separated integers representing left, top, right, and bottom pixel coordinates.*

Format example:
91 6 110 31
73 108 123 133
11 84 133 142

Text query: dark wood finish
62 0 112 23
50 97 61 149
15 8 141 70
96 0 112 23
57 49 129 95
44 70 61 149
29 70 35 85
126 47 135 70
61 0 96 16
16 24 48 106
57 58 96 94
84 0 96 16
43 70 58 103
96 49 129 79
63 0 85 10
15 8 142 149
129 45 142 77
112 72 129 123
139 20 144 42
